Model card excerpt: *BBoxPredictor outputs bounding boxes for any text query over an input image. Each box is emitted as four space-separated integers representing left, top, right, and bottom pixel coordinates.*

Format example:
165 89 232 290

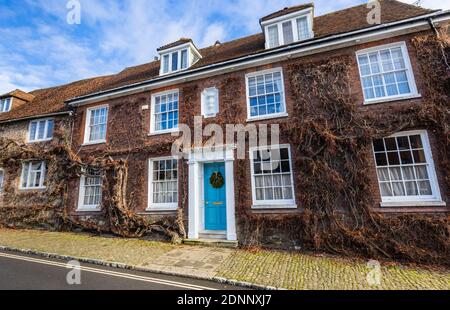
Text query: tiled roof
0 0 436 123
260 3 314 22
0 89 35 102
91 0 433 93
157 38 193 51
0 76 111 122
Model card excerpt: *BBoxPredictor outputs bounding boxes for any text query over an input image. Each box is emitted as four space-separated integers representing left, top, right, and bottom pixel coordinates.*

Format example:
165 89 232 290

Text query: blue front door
204 162 227 231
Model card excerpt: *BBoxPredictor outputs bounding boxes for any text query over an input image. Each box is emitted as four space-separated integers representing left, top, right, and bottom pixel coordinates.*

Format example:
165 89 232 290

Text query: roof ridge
316 0 432 19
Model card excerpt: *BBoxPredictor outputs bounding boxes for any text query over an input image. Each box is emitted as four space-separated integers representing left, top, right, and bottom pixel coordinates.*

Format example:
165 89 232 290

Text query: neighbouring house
0 1 449 263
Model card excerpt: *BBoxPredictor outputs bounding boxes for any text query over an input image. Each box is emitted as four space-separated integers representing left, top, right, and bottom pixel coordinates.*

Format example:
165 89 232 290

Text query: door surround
187 147 237 241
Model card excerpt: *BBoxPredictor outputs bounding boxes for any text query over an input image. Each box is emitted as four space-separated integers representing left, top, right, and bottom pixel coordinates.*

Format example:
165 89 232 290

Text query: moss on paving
0 229 448 290
0 229 175 266
217 250 450 290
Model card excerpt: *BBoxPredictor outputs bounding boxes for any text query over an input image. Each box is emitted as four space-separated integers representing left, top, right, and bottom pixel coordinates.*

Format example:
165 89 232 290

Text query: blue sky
0 0 447 93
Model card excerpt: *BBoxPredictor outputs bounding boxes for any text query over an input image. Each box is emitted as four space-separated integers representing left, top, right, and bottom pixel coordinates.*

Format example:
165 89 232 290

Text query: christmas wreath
210 171 225 189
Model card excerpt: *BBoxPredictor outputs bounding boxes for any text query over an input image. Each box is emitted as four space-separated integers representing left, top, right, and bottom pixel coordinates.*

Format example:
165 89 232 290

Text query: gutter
0 111 72 125
66 10 450 106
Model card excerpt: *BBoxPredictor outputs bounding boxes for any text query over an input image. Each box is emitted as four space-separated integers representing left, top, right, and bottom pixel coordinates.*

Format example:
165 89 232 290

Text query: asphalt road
0 250 245 290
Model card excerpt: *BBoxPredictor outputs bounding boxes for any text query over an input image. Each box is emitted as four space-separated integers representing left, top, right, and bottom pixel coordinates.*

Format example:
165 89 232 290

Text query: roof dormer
0 89 34 113
157 38 202 76
0 97 12 113
260 3 314 49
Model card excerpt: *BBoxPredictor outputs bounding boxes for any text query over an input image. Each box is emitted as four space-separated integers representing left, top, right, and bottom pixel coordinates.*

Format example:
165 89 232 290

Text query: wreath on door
210 171 225 189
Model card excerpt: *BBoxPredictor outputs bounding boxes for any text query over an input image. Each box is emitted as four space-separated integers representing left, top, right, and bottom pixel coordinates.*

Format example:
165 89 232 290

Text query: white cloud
1 0 449 94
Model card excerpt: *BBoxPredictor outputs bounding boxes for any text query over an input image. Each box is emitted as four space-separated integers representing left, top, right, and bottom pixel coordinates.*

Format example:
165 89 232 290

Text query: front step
183 238 239 248
199 231 227 240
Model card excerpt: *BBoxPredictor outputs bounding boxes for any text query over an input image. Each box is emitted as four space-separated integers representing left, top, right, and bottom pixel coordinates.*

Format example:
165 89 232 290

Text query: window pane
151 159 178 206
22 164 30 188
89 107 107 141
247 71 285 118
296 17 309 40
282 21 294 44
30 122 37 141
153 91 179 132
171 52 178 71
46 120 54 139
251 147 294 203
358 46 413 100
181 50 188 69
268 25 279 48
418 181 432 195
37 121 46 139
373 133 436 199
163 55 169 73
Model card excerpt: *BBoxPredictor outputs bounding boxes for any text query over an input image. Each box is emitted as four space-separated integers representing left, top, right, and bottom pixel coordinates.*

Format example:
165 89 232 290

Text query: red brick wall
66 30 449 225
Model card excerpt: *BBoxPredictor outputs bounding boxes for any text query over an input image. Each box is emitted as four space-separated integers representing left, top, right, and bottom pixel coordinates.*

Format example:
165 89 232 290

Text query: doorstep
183 238 239 248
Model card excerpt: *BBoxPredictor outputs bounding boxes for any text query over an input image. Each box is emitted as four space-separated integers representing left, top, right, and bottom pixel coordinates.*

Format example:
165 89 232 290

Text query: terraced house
0 1 449 256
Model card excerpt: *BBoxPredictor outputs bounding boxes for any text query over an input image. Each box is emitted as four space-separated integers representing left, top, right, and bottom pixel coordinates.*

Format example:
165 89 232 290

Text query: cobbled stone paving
217 250 450 290
0 229 448 290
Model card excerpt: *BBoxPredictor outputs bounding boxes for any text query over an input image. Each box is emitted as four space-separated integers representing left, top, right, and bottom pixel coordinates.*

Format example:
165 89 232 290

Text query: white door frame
187 146 237 241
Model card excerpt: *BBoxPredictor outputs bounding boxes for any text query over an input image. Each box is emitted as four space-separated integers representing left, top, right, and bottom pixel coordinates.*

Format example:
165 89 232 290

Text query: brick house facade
0 1 449 250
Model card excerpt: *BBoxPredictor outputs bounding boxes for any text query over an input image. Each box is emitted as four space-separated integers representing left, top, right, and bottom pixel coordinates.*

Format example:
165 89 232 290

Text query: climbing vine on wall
239 29 450 266
0 121 186 243
0 29 448 265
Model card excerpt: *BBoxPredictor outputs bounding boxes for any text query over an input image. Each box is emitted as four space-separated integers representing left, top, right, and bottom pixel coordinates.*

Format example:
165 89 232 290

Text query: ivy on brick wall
238 28 449 266
0 120 186 243
0 29 448 265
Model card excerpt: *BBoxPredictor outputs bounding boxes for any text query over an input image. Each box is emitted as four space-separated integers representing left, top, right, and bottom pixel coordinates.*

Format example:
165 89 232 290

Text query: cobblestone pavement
0 229 448 290
217 250 450 290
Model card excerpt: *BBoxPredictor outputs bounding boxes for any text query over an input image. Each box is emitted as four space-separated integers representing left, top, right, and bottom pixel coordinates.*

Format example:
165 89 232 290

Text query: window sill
148 129 180 136
363 94 422 106
246 113 289 123
380 201 447 208
76 207 101 212
252 204 297 210
82 140 106 146
146 206 178 212
28 139 52 144
19 187 46 191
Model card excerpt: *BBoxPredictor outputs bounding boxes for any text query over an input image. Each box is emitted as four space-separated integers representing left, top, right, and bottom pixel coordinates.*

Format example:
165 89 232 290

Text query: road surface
0 250 245 290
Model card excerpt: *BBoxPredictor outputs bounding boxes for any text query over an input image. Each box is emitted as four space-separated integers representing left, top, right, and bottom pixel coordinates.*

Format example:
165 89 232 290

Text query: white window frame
201 87 219 118
245 67 288 122
356 41 420 105
0 97 12 113
83 104 109 145
147 156 179 211
249 144 297 209
372 130 444 207
77 168 103 212
28 118 54 143
262 8 314 49
0 168 4 193
161 49 188 75
159 42 202 76
150 89 180 135
19 161 46 190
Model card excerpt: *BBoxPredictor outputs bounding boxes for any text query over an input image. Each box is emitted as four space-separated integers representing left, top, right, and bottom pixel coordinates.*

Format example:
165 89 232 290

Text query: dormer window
0 97 12 113
261 5 314 49
157 39 202 76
